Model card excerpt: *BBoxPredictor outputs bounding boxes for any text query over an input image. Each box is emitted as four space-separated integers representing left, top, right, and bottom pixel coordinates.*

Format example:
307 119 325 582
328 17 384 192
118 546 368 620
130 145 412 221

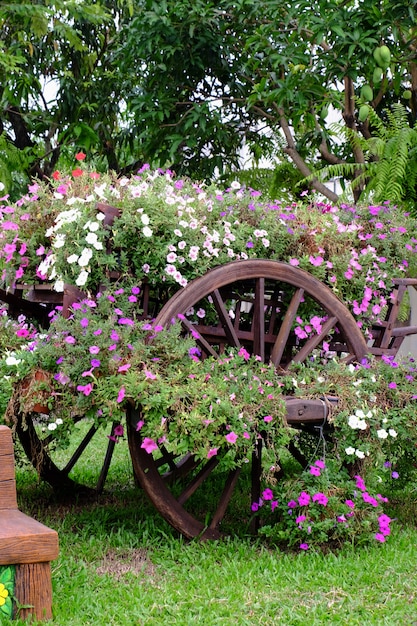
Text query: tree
121 0 417 199
0 1 127 194
1 0 417 202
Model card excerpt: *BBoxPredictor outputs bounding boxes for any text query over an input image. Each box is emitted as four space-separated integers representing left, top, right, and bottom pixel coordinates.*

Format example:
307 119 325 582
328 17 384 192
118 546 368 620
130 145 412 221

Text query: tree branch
275 105 339 203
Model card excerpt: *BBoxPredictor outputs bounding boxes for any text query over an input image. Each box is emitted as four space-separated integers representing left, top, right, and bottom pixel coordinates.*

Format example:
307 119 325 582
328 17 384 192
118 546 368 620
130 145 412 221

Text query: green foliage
1 0 417 198
310 103 417 206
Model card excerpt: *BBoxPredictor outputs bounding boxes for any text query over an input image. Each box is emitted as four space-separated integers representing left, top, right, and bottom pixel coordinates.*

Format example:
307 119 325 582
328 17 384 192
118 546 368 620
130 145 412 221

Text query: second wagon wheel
127 259 367 539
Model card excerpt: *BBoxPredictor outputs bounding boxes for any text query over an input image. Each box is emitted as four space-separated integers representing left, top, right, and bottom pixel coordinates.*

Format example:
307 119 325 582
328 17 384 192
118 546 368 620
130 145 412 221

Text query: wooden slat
0 480 17 510
15 562 54 621
0 510 59 565
0 425 14 456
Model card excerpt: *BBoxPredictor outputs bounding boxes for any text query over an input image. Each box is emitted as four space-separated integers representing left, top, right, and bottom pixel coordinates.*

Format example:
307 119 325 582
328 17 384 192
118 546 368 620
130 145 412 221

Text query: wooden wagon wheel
127 259 367 539
11 280 176 494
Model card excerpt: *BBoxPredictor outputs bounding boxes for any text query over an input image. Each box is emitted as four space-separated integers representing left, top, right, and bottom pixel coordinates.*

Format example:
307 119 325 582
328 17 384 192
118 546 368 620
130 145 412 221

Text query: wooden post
0 425 59 621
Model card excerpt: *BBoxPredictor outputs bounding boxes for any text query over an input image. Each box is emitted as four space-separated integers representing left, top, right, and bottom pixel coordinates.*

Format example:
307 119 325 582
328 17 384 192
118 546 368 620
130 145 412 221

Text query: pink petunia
117 386 125 403
207 448 218 459
225 431 238 444
141 438 158 454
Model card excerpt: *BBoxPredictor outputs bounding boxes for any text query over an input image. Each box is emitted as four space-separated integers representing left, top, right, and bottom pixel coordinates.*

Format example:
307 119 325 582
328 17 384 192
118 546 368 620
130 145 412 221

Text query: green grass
11 436 417 626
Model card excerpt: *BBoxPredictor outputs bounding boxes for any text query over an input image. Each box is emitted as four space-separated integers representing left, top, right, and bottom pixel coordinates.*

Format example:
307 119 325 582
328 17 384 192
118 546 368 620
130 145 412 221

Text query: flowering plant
253 458 394 551
0 159 416 336
3 283 289 468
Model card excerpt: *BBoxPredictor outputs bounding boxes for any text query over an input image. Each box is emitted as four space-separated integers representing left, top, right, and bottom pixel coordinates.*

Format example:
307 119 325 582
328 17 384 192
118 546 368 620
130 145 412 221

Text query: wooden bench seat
0 425 59 621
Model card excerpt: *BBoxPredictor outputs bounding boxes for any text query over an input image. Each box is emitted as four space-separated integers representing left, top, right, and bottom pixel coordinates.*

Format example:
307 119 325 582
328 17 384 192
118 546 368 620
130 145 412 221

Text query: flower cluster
280 354 417 486
254 459 393 551
0 161 416 335
2 283 289 469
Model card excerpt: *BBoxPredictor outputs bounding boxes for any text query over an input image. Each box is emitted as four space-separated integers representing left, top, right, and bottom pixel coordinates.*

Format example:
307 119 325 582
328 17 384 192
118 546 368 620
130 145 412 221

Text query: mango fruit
360 84 373 102
358 104 370 122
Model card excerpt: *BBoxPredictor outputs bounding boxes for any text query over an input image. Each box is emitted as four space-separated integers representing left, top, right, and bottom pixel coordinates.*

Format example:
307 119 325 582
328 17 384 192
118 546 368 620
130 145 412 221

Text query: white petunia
54 279 64 292
345 447 356 455
85 232 99 246
53 233 66 248
142 226 153 237
377 428 388 439
67 254 79 264
141 213 150 225
88 221 100 232
48 423 57 431
75 270 89 286
355 449 365 459
78 248 93 267
388 429 397 438
5 355 21 366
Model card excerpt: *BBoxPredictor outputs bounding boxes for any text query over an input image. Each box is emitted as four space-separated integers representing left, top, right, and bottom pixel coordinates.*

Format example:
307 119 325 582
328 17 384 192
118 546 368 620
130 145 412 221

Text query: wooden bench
0 425 59 621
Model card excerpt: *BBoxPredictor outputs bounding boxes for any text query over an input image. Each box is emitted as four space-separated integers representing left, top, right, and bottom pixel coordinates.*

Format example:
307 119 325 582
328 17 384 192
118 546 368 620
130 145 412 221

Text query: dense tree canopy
1 0 416 201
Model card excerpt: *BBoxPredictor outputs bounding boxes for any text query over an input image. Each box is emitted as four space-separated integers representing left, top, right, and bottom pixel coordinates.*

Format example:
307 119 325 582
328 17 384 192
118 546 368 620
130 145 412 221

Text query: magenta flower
374 533 386 543
310 466 321 476
263 415 273 423
296 514 306 525
362 492 378 507
89 345 100 354
309 255 323 266
80 317 89 328
144 369 157 380
118 363 131 373
378 514 391 526
65 336 76 344
271 500 278 512
118 317 134 326
238 347 250 361
355 475 366 491
298 491 310 506
77 383 94 396
136 420 144 431
114 424 124 437
262 488 274 501
312 492 328 506
288 499 297 509
225 431 238 444
116 387 125 403
141 438 158 454
207 448 218 459
314 459 325 469
299 543 309 550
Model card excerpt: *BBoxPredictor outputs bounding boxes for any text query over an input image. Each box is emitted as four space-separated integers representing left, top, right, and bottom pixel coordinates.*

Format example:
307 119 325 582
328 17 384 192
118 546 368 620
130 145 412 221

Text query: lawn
11 438 417 626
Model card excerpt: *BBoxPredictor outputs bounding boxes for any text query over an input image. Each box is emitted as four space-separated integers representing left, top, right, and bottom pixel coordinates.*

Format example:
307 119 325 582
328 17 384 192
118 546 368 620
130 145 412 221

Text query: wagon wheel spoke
16 413 124 494
208 467 241 531
179 317 218 357
252 278 265 359
292 316 338 364
270 287 304 367
211 288 241 348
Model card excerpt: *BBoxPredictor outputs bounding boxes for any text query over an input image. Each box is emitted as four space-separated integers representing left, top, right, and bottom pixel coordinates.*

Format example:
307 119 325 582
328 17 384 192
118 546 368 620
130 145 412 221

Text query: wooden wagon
2 256 417 541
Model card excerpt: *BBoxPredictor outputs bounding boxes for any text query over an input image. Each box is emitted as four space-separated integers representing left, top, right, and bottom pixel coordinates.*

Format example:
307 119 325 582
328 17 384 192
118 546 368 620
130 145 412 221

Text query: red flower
75 152 86 161
52 170 61 180
72 168 84 178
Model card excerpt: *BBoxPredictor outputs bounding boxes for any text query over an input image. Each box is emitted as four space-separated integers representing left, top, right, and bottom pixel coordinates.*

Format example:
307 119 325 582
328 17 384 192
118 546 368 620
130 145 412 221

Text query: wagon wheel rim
128 260 367 539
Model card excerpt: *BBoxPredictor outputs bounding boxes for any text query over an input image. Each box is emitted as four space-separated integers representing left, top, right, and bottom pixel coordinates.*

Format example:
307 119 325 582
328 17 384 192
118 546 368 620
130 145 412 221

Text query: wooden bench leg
14 562 53 621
